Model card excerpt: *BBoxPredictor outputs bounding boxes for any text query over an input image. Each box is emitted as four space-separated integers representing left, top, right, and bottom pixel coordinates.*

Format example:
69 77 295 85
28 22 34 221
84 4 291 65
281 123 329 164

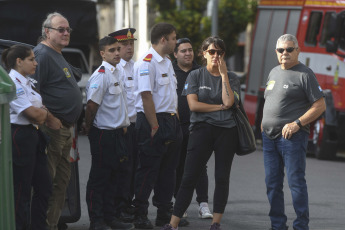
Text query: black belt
156 112 176 117
138 112 176 117
11 123 36 129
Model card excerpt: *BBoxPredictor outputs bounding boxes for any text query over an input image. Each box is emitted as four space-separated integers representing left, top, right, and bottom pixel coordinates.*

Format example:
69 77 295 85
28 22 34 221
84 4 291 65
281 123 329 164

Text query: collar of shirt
9 69 30 86
102 61 117 73
119 58 131 67
149 47 168 63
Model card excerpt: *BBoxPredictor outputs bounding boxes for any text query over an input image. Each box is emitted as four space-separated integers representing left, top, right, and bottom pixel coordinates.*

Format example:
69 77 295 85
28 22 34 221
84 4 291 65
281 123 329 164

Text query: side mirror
326 40 338 53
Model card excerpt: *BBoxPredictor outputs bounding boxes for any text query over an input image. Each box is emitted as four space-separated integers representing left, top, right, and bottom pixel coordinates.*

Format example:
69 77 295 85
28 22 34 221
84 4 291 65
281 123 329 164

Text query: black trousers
173 122 238 218
11 124 52 230
86 126 127 222
133 112 182 215
174 123 209 204
114 122 139 213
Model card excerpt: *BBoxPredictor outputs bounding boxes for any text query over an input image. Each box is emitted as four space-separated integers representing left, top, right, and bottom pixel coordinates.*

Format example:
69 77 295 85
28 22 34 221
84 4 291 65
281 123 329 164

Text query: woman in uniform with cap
2 45 61 230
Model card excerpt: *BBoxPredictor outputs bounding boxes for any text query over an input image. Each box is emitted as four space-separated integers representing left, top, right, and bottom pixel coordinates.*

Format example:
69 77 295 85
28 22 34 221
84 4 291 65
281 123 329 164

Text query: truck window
320 12 336 46
62 52 88 74
305 11 323 46
339 17 345 51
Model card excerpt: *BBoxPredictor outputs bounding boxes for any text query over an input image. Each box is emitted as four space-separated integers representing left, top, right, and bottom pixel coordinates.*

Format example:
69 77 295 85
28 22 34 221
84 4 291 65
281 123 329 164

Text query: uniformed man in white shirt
108 28 138 222
131 23 187 229
84 36 134 230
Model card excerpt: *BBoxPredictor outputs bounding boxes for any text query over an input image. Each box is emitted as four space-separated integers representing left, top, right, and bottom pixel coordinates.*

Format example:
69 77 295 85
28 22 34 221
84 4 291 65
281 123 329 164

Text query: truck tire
311 120 337 160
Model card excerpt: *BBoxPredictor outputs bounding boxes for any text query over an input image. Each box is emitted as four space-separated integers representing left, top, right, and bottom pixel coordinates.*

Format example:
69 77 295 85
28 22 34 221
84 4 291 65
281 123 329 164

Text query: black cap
108 28 137 41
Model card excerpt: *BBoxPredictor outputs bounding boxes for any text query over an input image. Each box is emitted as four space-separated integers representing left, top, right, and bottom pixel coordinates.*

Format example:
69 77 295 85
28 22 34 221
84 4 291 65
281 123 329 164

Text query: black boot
155 210 189 227
133 215 154 229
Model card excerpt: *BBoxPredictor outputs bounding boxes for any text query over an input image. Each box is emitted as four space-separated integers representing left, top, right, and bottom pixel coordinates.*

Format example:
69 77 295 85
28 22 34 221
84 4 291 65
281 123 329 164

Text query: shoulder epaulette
98 66 105 73
143 54 152 62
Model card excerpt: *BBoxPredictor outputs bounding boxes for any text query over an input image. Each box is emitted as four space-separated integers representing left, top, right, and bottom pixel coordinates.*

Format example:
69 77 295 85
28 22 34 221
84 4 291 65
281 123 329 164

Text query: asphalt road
67 135 345 230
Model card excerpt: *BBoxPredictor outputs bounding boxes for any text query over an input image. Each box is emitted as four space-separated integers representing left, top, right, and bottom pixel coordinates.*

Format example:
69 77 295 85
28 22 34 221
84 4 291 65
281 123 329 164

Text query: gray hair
41 12 67 40
276 34 299 48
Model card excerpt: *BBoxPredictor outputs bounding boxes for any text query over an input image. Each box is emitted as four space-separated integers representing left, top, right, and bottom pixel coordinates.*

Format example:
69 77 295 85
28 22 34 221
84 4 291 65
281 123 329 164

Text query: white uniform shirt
86 61 130 129
118 59 136 123
9 69 43 125
134 47 178 113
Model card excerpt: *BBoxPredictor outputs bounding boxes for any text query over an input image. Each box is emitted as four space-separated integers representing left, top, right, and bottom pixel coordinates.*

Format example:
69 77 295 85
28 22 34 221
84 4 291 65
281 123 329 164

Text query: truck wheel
313 120 337 160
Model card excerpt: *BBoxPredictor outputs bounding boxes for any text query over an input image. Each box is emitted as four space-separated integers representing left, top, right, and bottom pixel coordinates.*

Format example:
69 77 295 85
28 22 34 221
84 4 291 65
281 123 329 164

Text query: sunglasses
176 38 191 46
205 49 225 56
46 27 73 34
276 47 296 53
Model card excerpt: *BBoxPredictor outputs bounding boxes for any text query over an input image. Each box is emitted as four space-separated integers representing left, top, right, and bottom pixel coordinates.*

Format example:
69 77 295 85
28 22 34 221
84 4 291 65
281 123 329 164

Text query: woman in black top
161 37 240 230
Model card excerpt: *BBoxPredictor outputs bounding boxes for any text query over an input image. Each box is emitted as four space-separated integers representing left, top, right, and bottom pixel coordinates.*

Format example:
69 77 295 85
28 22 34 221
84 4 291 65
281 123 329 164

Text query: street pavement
67 135 345 230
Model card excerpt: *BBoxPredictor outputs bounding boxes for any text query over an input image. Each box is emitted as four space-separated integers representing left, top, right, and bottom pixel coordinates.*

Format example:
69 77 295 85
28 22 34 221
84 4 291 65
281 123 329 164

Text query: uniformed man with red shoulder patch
131 23 187 229
84 36 134 230
108 28 138 223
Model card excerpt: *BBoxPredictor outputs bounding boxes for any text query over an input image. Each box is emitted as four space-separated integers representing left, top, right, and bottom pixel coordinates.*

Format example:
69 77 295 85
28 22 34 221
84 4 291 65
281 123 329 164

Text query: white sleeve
10 82 32 116
136 62 155 94
87 73 108 105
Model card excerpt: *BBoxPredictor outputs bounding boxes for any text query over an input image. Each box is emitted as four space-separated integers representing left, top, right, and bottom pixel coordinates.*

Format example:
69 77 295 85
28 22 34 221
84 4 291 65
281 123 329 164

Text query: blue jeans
262 131 309 230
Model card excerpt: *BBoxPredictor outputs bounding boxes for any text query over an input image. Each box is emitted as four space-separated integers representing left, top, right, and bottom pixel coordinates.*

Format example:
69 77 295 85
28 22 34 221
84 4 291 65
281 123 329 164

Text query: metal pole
211 0 218 36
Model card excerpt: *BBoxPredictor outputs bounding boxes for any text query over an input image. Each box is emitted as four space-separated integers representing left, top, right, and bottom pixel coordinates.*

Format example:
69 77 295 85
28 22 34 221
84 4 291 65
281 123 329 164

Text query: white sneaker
182 211 188 218
198 202 213 219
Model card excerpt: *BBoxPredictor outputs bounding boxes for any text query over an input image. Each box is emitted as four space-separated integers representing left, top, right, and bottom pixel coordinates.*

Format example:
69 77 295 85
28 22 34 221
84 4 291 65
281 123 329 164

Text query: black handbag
232 102 256 155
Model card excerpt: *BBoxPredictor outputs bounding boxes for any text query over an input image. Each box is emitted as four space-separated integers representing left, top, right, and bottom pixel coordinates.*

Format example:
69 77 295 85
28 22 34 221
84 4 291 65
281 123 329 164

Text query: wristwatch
295 119 303 128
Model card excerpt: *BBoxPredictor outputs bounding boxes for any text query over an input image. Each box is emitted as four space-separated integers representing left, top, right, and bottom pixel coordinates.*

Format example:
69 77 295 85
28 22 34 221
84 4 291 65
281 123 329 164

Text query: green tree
149 0 257 59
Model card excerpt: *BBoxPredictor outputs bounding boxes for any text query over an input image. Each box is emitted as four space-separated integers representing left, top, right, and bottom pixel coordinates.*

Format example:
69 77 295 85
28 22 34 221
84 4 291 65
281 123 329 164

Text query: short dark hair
98 36 118 51
199 36 226 65
1 45 32 71
150 23 176 45
174 38 192 53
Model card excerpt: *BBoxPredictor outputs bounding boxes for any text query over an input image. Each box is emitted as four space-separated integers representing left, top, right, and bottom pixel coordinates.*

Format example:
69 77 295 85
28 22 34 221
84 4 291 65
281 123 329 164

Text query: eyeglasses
205 49 225 56
45 27 73 34
276 47 296 53
176 38 191 46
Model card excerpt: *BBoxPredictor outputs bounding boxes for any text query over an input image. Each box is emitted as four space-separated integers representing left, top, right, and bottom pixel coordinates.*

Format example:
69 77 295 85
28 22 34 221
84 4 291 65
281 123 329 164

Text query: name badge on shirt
114 82 119 86
162 73 168 77
266 80 275 90
63 68 71 78
128 77 133 80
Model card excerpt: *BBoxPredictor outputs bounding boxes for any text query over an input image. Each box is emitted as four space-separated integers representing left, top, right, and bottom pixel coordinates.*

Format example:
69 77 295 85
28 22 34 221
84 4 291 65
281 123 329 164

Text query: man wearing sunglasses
31 12 83 230
262 34 326 230
172 38 212 219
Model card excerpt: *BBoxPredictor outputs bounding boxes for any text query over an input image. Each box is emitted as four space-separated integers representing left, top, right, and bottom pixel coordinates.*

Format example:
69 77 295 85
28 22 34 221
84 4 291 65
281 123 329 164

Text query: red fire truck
244 0 345 159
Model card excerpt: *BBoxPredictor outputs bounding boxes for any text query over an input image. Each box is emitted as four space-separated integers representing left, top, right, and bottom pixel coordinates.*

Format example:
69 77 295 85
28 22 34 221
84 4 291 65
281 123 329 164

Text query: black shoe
119 210 135 223
133 215 154 229
155 210 189 227
105 218 134 230
89 221 112 230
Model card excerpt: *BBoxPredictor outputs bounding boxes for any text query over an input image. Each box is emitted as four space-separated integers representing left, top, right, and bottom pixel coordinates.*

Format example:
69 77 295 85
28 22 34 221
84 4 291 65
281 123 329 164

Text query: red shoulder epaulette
98 66 105 73
143 54 152 62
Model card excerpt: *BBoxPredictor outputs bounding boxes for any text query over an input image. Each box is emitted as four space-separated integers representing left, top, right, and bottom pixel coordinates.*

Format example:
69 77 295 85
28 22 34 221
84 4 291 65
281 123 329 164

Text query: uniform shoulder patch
143 54 152 62
98 66 105 73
